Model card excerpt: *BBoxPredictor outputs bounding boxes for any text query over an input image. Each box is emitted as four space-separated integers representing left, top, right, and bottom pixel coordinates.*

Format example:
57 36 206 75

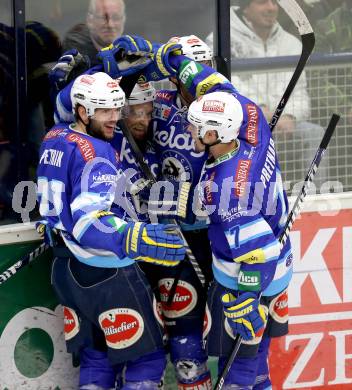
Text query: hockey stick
117 115 206 291
0 242 50 286
269 0 315 131
215 113 339 389
215 0 315 386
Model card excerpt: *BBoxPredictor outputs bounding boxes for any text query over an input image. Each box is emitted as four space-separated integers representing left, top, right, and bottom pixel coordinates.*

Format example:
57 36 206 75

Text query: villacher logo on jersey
159 279 197 318
63 306 80 341
98 308 144 349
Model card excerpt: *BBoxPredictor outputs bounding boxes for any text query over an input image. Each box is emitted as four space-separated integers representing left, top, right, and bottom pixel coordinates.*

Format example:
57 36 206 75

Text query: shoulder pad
44 125 68 141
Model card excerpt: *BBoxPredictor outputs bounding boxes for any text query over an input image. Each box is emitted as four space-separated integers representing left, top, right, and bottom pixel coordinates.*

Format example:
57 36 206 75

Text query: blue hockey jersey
36 123 134 268
110 126 159 222
198 94 292 296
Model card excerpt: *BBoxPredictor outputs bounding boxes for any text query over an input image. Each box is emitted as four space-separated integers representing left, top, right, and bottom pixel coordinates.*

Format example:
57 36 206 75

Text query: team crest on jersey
158 279 197 318
63 306 80 341
98 308 144 349
161 150 193 181
269 289 289 324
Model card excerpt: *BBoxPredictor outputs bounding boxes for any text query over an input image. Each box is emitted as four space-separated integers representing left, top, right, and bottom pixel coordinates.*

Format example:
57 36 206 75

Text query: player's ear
77 105 89 125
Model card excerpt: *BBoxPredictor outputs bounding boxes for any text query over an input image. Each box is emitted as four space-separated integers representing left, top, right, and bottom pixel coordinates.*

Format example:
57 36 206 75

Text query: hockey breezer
215 113 340 390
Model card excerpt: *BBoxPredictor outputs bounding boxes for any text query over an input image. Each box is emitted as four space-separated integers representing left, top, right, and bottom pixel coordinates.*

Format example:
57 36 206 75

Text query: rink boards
0 192 351 389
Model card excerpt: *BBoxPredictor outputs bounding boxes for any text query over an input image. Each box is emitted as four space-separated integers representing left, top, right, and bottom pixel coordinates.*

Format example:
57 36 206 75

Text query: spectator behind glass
315 0 352 53
206 0 311 129
63 0 125 66
205 0 329 194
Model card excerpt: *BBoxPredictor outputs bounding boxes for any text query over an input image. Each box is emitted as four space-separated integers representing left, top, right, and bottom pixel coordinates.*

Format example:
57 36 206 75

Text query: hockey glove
49 49 90 92
221 292 267 340
144 42 182 81
35 220 56 247
98 35 158 78
147 180 195 224
121 222 185 266
113 34 157 55
98 37 182 81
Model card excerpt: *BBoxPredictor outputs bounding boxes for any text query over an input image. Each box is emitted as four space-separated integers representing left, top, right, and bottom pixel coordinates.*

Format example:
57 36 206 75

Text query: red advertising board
270 209 352 389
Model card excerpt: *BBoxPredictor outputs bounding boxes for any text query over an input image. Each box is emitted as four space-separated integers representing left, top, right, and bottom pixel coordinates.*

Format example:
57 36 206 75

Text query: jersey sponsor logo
246 104 259 146
269 289 288 324
204 171 216 204
92 172 118 186
39 149 64 168
234 248 266 265
179 61 202 86
66 133 96 162
158 279 197 318
202 100 225 113
154 125 205 159
234 159 251 197
196 72 227 96
238 270 261 291
63 306 80 341
98 308 144 349
260 138 276 189
155 91 174 102
44 128 66 140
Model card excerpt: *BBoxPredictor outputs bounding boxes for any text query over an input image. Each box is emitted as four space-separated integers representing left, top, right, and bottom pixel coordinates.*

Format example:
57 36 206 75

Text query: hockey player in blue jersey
49 37 215 389
97 35 292 388
186 91 292 389
148 36 215 390
36 71 185 390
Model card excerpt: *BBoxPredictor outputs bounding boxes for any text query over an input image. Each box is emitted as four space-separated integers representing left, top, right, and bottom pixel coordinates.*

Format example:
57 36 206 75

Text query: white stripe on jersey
262 240 281 262
212 255 241 279
71 192 111 213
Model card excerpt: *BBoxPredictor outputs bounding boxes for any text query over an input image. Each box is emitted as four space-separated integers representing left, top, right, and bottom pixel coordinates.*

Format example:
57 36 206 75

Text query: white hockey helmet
71 72 125 117
127 81 156 106
168 35 213 62
187 92 243 143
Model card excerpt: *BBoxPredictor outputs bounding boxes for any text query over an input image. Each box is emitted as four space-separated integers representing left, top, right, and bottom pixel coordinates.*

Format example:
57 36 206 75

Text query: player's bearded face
124 102 153 141
88 108 120 141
